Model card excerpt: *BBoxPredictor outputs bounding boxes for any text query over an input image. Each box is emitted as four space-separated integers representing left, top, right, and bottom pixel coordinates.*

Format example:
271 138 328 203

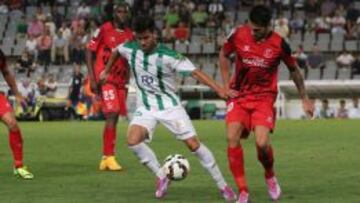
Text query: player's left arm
171 54 227 99
191 69 227 99
281 39 314 117
100 50 121 84
0 51 25 104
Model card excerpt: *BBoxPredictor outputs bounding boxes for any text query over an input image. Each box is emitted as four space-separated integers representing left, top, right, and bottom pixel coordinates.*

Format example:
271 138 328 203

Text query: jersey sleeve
87 27 102 51
281 38 297 70
222 28 236 56
171 53 197 73
116 42 131 60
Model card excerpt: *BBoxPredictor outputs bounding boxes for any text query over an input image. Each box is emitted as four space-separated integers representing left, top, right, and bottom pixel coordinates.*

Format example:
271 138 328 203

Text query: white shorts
130 106 197 142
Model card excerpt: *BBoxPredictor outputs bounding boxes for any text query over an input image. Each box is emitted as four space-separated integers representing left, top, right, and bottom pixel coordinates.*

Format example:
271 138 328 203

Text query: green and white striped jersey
117 41 197 111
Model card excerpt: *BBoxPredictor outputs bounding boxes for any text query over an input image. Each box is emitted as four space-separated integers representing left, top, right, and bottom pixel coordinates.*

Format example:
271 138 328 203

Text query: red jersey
87 22 134 88
223 25 296 97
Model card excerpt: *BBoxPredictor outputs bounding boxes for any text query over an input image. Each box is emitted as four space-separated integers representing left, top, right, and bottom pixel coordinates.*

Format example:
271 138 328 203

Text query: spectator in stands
68 65 83 108
349 97 360 119
208 0 224 20
37 75 47 95
314 14 331 33
351 53 360 78
161 25 174 43
174 21 190 45
27 16 44 38
274 17 290 38
336 99 348 119
164 3 179 27
17 16 28 39
51 31 68 64
26 35 39 61
307 45 326 77
154 0 166 21
192 4 208 27
290 12 305 33
37 28 52 72
45 16 56 36
331 10 346 34
178 2 192 25
18 79 39 112
336 50 355 69
14 50 37 77
50 5 64 29
0 1 9 14
293 45 308 78
59 22 72 41
77 2 91 19
35 6 47 22
321 0 336 17
223 0 238 11
305 0 320 19
70 27 88 65
45 74 57 98
319 99 335 119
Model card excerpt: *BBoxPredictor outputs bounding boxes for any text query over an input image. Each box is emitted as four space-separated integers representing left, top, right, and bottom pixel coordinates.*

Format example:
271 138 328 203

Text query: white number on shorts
103 90 115 101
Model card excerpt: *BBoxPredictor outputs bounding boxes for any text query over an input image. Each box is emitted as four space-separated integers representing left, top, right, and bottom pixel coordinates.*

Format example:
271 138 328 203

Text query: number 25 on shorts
103 90 115 101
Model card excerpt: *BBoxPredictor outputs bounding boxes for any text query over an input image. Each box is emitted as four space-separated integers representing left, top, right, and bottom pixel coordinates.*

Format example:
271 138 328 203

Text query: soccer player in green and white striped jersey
100 16 236 201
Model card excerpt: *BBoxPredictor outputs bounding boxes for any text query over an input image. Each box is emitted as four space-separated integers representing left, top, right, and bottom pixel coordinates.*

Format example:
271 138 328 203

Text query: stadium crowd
0 0 359 119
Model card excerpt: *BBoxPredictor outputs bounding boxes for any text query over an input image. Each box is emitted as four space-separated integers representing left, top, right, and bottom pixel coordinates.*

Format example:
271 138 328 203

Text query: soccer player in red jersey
86 3 134 171
219 6 314 203
0 49 34 179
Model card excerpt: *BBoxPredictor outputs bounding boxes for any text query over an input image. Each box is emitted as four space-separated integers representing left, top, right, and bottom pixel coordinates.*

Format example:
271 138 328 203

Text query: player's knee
184 136 200 151
227 131 241 147
127 126 146 146
7 119 19 131
255 138 269 149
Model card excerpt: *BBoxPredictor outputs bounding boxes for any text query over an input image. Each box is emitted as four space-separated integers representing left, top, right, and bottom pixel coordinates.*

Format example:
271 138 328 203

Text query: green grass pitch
0 120 359 203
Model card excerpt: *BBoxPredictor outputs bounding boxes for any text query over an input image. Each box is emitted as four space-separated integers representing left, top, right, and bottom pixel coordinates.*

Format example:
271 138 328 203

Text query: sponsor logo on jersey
242 57 268 68
264 48 273 58
141 75 154 86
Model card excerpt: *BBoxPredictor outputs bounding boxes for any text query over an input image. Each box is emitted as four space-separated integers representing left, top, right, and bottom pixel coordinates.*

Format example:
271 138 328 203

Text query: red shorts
100 83 127 116
0 93 13 117
226 94 276 138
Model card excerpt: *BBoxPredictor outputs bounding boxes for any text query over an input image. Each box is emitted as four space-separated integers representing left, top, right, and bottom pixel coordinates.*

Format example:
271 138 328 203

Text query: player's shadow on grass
32 161 98 178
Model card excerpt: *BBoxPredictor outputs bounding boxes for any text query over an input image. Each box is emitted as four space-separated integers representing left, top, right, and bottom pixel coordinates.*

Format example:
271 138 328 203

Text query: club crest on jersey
263 48 273 58
242 45 250 52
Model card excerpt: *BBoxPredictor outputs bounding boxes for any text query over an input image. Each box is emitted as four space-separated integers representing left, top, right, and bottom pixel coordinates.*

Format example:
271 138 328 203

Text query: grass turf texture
0 120 359 203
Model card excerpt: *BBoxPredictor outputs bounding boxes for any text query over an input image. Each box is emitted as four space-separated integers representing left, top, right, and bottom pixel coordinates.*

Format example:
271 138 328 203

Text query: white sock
193 143 227 189
129 142 166 178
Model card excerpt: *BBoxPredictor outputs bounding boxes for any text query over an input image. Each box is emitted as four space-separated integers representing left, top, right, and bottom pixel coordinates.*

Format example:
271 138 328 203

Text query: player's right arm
100 50 121 84
0 50 25 105
219 29 239 98
281 39 314 117
85 28 102 94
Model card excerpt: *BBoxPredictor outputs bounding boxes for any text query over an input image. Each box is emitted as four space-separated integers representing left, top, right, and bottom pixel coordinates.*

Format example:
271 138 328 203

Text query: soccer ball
162 154 190 181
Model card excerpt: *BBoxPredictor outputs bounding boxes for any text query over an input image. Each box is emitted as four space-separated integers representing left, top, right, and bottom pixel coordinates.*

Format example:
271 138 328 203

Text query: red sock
9 130 23 168
103 127 116 156
227 146 248 193
256 145 274 178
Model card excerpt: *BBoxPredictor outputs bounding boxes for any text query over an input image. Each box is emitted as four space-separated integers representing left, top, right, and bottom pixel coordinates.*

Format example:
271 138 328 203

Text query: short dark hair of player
249 5 272 27
133 15 156 33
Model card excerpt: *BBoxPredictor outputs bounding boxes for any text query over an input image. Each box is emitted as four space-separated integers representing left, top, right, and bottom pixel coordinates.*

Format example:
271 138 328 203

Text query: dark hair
133 15 156 33
249 5 272 26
